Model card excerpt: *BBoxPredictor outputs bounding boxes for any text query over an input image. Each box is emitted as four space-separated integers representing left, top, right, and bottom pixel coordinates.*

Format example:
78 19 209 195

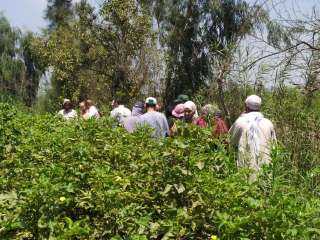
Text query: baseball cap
174 94 189 104
145 97 157 106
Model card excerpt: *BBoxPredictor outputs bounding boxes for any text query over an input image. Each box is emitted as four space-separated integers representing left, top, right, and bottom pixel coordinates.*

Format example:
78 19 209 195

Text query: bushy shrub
1 102 320 239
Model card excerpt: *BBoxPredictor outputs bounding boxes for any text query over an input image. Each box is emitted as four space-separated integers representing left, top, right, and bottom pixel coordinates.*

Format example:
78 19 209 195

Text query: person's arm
162 115 170 137
229 121 242 147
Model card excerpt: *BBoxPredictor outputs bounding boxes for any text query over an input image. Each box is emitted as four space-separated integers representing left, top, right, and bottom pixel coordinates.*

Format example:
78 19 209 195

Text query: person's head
86 99 94 108
145 97 157 111
63 99 72 111
172 103 185 119
112 100 117 109
245 95 262 112
200 104 218 117
132 101 144 116
111 99 119 109
174 94 190 104
79 101 87 114
112 99 125 109
214 110 223 119
183 101 197 121
156 103 162 112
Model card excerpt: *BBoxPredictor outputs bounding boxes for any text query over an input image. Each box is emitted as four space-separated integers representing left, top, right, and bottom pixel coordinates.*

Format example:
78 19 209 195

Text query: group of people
58 94 276 175
58 99 101 120
166 94 229 136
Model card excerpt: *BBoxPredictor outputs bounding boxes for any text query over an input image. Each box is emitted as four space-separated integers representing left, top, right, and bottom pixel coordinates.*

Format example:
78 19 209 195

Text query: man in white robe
229 95 276 173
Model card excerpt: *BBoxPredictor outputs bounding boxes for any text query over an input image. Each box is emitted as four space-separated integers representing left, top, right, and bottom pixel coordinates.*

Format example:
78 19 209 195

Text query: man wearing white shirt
58 99 77 120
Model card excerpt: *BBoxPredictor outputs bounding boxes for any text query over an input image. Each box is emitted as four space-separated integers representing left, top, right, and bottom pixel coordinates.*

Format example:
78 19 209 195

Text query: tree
45 0 73 30
0 13 23 97
243 1 320 106
140 0 262 106
34 0 155 106
20 32 46 106
0 14 44 106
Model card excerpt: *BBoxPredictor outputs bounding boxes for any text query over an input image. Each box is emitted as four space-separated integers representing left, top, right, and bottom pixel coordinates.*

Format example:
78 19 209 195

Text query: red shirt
195 117 207 128
195 117 229 136
213 117 229 136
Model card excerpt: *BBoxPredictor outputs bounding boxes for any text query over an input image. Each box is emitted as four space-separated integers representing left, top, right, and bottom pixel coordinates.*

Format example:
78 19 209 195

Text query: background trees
45 0 73 30
30 0 265 109
0 0 319 113
33 0 156 107
0 14 23 98
0 14 44 106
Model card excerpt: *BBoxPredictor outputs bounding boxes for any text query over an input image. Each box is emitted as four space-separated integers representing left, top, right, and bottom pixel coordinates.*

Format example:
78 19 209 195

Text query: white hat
245 95 262 111
184 101 197 112
183 101 199 118
145 97 157 106
63 99 71 105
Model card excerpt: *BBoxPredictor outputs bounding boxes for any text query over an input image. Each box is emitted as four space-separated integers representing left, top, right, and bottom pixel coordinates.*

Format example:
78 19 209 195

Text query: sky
0 0 100 32
0 0 320 32
0 0 319 32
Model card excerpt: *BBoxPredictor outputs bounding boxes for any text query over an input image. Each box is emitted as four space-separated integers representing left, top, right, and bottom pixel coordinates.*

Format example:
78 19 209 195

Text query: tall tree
140 0 260 105
0 14 24 98
0 14 44 106
45 0 73 29
34 0 155 105
20 32 45 106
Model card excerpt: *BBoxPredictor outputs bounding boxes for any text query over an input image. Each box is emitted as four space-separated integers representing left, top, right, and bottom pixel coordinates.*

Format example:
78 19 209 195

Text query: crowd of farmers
58 94 276 176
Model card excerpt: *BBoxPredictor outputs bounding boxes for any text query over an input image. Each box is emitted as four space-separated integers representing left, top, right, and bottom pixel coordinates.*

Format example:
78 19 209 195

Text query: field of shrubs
1 101 320 239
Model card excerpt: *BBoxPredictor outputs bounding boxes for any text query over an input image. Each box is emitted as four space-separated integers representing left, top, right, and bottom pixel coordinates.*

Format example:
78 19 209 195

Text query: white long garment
58 109 78 120
229 112 276 171
110 105 132 123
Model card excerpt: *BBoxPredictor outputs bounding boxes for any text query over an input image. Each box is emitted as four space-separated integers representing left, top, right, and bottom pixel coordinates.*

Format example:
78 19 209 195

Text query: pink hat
172 104 185 118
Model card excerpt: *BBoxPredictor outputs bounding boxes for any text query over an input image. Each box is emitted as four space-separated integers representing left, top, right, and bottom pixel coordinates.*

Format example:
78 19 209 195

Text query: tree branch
245 41 320 70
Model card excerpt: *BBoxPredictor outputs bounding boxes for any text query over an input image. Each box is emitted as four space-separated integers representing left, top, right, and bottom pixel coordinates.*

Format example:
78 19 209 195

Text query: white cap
145 97 157 106
63 99 71 105
245 95 262 111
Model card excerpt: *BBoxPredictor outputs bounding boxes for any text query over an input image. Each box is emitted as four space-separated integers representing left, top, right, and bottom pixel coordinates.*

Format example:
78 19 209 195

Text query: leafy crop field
1 102 320 239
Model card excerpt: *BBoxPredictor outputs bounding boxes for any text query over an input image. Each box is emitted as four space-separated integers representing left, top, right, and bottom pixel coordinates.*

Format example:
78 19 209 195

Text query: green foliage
20 32 46 106
142 0 261 104
0 14 24 96
1 101 320 239
0 13 44 106
34 0 155 106
45 0 73 30
264 88 320 173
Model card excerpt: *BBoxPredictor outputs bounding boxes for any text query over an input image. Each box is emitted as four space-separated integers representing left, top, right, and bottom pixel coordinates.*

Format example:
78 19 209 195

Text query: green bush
1 102 320 239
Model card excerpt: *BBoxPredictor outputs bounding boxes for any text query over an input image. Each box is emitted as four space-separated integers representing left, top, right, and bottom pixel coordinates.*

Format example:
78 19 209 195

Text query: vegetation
1 0 320 239
1 99 320 239
0 14 44 106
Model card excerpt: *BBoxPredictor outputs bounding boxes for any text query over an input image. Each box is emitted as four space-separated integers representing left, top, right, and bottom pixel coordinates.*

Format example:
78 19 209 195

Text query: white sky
0 0 319 32
0 0 100 32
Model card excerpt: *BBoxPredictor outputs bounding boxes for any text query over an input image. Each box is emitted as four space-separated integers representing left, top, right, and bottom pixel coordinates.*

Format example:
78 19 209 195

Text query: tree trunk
216 56 232 126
